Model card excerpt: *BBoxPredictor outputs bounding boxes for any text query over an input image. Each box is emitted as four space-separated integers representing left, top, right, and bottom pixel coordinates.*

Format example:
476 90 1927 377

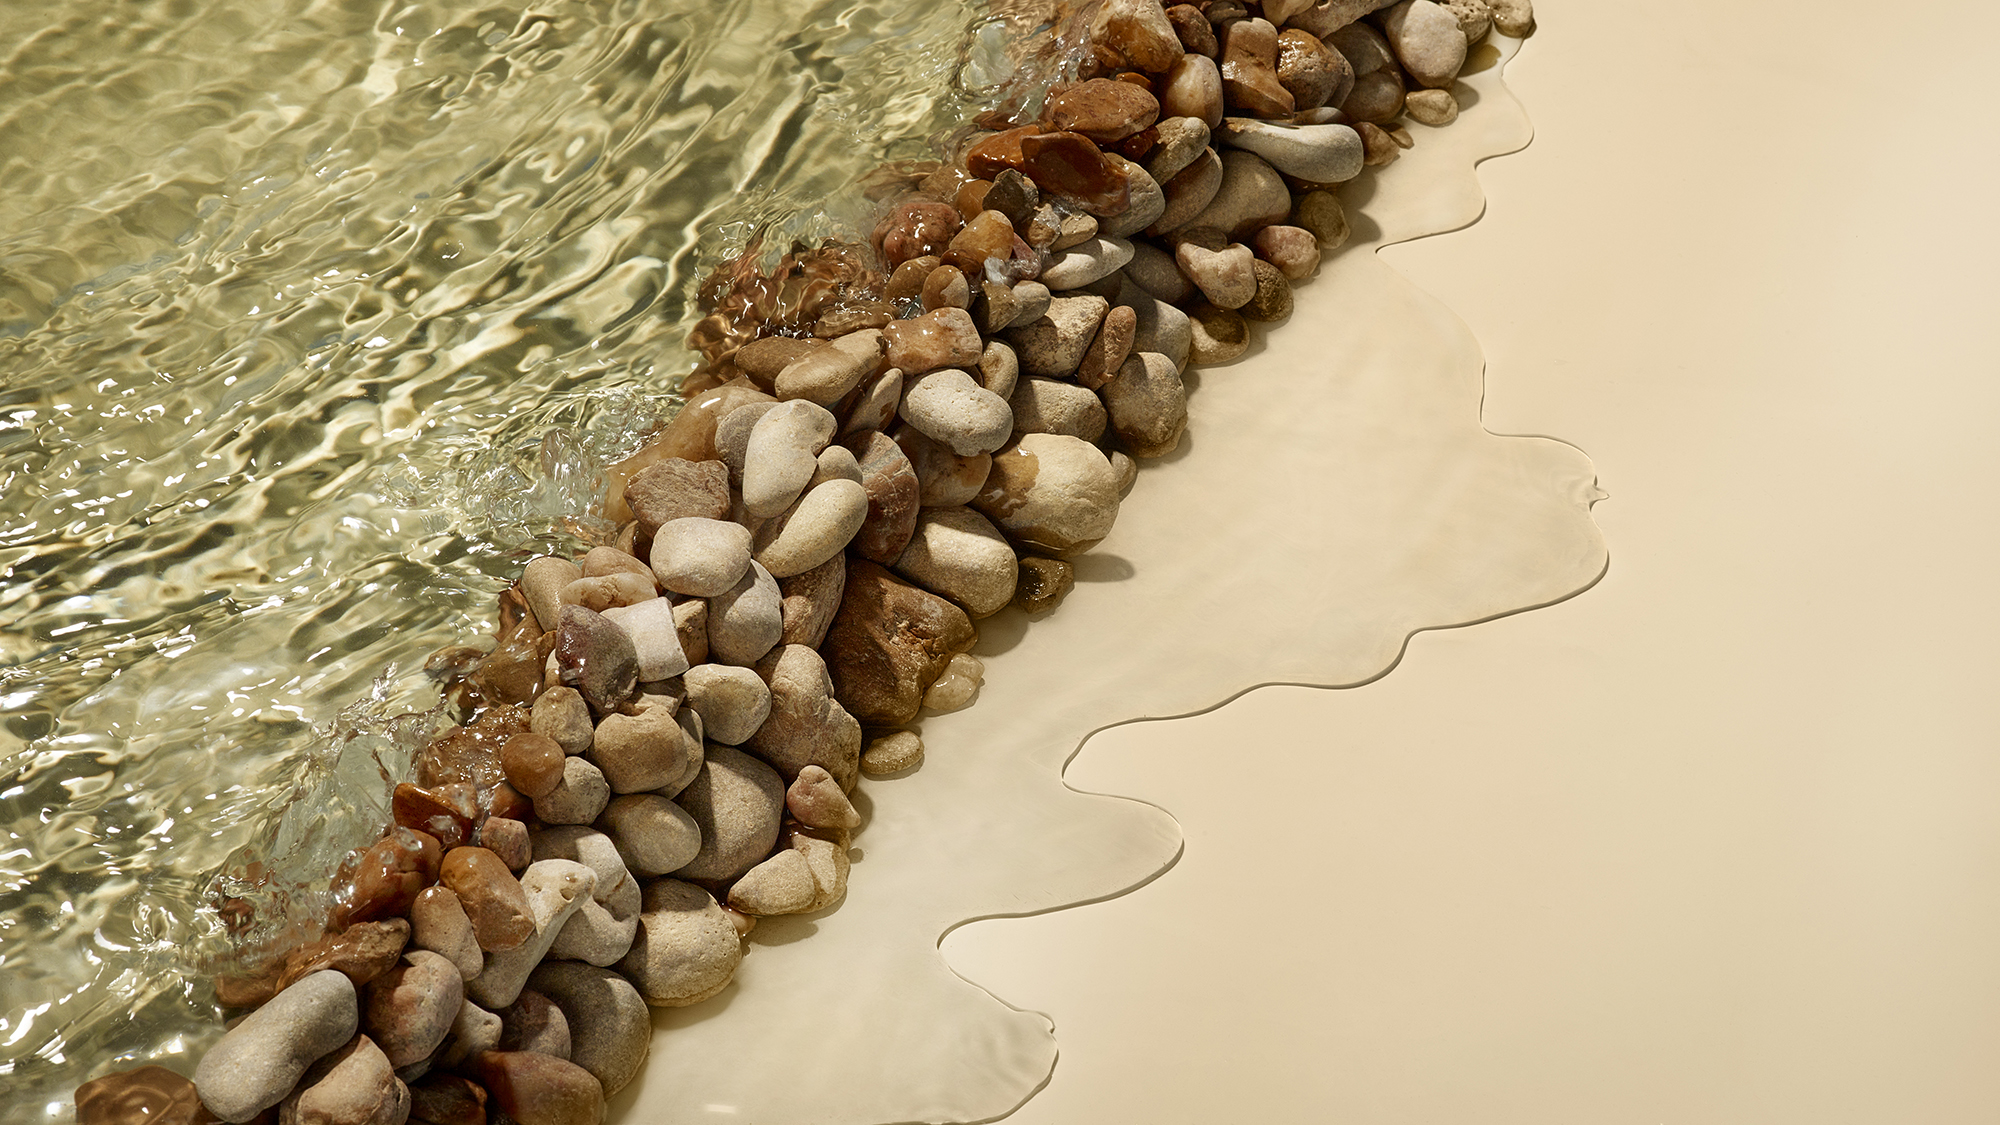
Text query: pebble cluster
72 1 1532 1122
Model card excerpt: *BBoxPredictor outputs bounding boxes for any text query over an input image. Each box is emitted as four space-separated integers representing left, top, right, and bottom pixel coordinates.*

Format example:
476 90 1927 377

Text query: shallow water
0 0 1015 1112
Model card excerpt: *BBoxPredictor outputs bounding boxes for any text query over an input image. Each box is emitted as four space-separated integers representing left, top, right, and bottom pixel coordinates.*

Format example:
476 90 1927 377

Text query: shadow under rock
1071 553 1134 583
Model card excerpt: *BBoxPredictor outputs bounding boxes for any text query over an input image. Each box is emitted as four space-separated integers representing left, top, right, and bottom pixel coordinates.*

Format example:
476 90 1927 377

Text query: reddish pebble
871 200 962 267
408 1074 488 1125
502 733 566 798
481 816 532 873
332 828 442 928
1018 132 1132 216
477 1051 606 1125
75 1065 221 1125
439 847 535 953
393 783 476 850
488 780 535 823
964 125 1042 180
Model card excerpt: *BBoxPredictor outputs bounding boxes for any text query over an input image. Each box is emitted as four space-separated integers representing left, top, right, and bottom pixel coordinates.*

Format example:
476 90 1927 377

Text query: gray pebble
599 793 704 877
672 745 784 882
706 559 783 667
527 961 653 1096
650 517 754 598
194 970 358 1122
531 756 610 826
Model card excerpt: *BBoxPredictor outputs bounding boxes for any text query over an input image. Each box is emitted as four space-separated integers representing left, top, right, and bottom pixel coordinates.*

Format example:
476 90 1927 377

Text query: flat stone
1046 78 1160 144
1111 277 1194 372
860 729 925 776
618 879 742 1008
974 433 1123 558
777 550 847 648
623 459 730 539
1039 235 1134 291
554 605 637 713
1089 0 1183 73
194 970 358 1123
649 517 754 598
1009 377 1108 442
277 920 410 995
529 687 593 755
1103 351 1189 457
891 506 1020 619
706 560 782 667
1147 146 1224 236
672 745 785 882
1217 118 1364 182
821 561 977 727
1288 0 1400 38
882 306 983 375
1018 131 1132 216
774 329 884 406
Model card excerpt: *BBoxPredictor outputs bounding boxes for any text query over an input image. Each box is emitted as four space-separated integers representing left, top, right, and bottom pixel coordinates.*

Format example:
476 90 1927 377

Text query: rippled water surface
0 0 1022 1111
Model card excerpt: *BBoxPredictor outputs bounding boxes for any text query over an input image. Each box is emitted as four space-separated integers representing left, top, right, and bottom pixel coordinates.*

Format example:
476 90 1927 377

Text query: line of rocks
72 1 1531 1123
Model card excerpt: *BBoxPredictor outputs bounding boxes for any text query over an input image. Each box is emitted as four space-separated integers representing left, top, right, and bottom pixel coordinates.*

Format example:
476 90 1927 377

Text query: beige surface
944 2 2000 1121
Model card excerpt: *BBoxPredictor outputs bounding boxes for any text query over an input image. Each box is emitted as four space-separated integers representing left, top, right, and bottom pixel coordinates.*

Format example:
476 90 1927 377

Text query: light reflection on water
0 0 1007 1112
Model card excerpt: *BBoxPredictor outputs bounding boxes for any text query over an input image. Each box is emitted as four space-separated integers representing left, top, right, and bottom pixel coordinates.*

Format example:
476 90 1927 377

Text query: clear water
0 0 1040 1113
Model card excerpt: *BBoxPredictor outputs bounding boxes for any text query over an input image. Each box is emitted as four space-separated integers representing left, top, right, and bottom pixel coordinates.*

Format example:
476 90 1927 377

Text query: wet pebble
883 306 985 374
894 426 991 508
502 732 566 799
1161 52 1224 127
480 816 532 874
922 652 985 713
521 557 579 635
1014 556 1077 614
598 596 689 683
529 687 593 755
1220 18 1296 118
1381 0 1468 87
1007 294 1109 378
774 329 885 406
280 1034 406 1125
860 730 925 776
466 859 598 1010
820 561 976 727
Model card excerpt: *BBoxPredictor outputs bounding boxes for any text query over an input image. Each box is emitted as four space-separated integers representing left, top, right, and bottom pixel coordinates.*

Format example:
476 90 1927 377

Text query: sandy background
944 2 2000 1121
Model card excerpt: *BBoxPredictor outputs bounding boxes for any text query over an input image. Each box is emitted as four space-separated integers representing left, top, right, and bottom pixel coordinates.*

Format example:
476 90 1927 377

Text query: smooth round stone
410 886 482 982
520 556 579 634
1277 26 1353 109
1404 86 1458 125
1330 21 1397 74
785 765 861 831
498 990 571 1059
740 400 836 519
1102 351 1189 457
1254 224 1321 279
883 306 984 374
1112 277 1193 372
439 847 534 953
194 971 358 1122
753 478 869 578
860 729 925 776
617 879 744 1007
973 433 1123 558
587 706 685 793
1381 0 1468 87
526 962 652 1097
1098 158 1165 238
1292 189 1350 247
809 443 862 488
549 866 640 967
363 951 463 1069
672 745 784 882
1076 304 1137 390
280 1034 406 1125
529 687 593 755
1217 118 1364 183
1044 77 1160 143
743 644 864 788
1340 67 1406 123
841 367 903 436
466 860 598 1011
725 850 817 916
921 264 970 311
649 517 753 598
481 816 531 874
1491 0 1534 37
1242 258 1295 321
1124 240 1196 304
681 663 772 746
437 1000 501 1073
1089 0 1182 72
1038 235 1134 291
599 793 703 877
711 401 780 485
979 339 1019 402
475 1050 605 1125
598 596 690 683
502 732 565 799
529 826 632 900
706 560 783 667
773 328 884 406
1186 149 1291 238
893 425 991 509
1009 378 1108 443
1175 238 1258 309
531 756 611 826
1146 146 1223 236
891 507 1019 619
899 369 1013 457
1160 52 1223 127
1006 294 1109 379
1005 280 1052 328
1145 116 1210 183
406 1074 488 1125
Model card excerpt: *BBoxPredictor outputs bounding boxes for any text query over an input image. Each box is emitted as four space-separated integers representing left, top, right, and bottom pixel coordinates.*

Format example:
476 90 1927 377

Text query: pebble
277 920 410 994
554 605 638 713
280 1034 406 1125
1340 67 1405 123
410 886 483 982
1110 449 1140 495
744 644 864 788
785 765 862 830
921 264 970 311
882 306 984 375
1165 4 1216 57
725 849 818 916
581 546 650 580
618 879 744 1007
672 598 709 666
672 745 785 881
1045 78 1159 144
732 336 819 384
1381 0 1467 87
532 756 611 826
1187 149 1292 238
598 596 690 683
1174 230 1258 308
831 433 915 565
529 827 632 902
841 367 903 436
334 826 441 928
1190 302 1252 363
558 570 654 613
980 338 1020 401
481 817 532 874
1292 189 1350 247
1099 157 1166 238
1039 235 1134 291
587 705 686 793
363 952 463 1069
892 507 1020 619
860 730 925 776
474 1050 604 1125
973 279 1019 334
983 168 1040 228
1329 20 1396 73
440 847 535 953
1145 117 1210 185
922 652 985 713
940 210 1018 276
1009 377 1109 442
1220 18 1296 118
682 663 772 745
1146 146 1222 235
498 990 570 1058
627 382 772 468
740 402 836 521
1123 239 1197 304
1218 118 1364 182
899 369 1014 457
193 970 358 1123
1088 0 1183 73
1254 224 1322 278
1161 53 1223 128
598 793 704 877
75 1067 209 1125
1077 303 1139 389
466 859 597 1010
1111 277 1194 372
712 401 779 486
789 828 852 912
549 863 639 966
774 329 884 406
873 199 961 267
1404 86 1458 125
436 1000 500 1072
1018 131 1132 217
521 557 580 636
894 426 992 508
408 1074 488 1125
526 961 652 1096
1436 0 1492 42
1491 0 1533 37
1014 556 1077 614
821 561 977 727
1290 0 1400 38
530 687 594 756
1103 351 1189 457
1049 211 1099 252
1242 258 1295 321
1007 279 1053 328
973 434 1123 557
650 517 754 598
706 559 783 667
1006 294 1109 378
752 477 869 578
1277 27 1354 110
1358 120 1400 164
778 554 847 651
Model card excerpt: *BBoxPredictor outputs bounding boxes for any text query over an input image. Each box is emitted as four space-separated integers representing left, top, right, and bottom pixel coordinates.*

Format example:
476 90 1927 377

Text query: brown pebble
332 827 442 929
502 733 566 798
477 1050 605 1125
1015 557 1077 615
921 264 970 311
953 178 994 220
812 301 895 338
529 686 595 756
278 919 411 992
860 730 925 776
1165 4 1217 56
872 199 962 267
1291 189 1350 248
942 209 1019 275
439 847 535 953
622 457 730 538
1076 303 1138 390
731 337 819 385
1018 131 1132 216
74 1065 214 1125
480 816 532 873
392 783 476 851
409 1074 488 1125
1240 259 1294 321
410 885 483 981
1357 120 1400 165
885 255 940 302
488 781 534 823
983 168 1040 229
1044 78 1160 144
